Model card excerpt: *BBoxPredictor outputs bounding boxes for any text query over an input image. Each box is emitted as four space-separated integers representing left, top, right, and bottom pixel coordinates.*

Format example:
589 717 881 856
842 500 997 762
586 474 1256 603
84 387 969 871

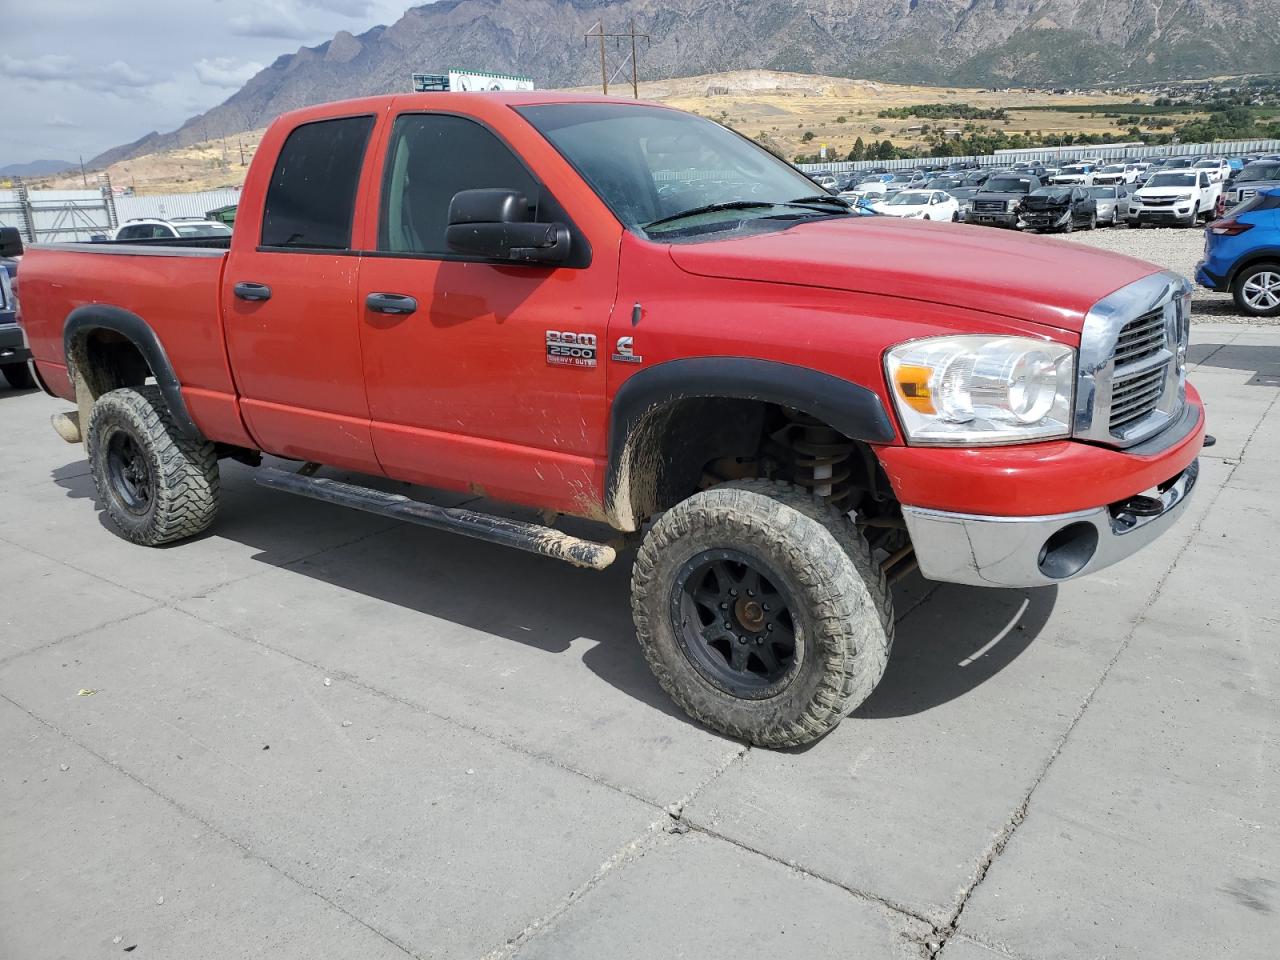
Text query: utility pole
584 20 650 98
79 154 88 188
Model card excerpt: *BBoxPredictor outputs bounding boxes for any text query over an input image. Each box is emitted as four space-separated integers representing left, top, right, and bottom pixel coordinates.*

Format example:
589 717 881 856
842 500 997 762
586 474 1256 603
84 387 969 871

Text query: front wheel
631 480 893 748
1233 263 1280 318
87 385 220 545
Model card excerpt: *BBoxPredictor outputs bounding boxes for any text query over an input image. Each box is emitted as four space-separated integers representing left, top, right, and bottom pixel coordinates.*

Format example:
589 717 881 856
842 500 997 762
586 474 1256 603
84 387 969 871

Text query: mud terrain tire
87 385 219 545
631 479 893 748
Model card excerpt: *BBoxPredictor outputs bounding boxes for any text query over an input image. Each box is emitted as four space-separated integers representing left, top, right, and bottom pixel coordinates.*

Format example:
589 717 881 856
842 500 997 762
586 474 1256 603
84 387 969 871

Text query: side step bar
255 466 617 571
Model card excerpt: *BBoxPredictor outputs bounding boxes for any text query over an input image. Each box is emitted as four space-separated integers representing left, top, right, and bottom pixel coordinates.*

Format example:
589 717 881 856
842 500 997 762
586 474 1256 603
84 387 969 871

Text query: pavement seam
0 603 162 669
0 689 423 960
687 818 936 930
926 389 1278 960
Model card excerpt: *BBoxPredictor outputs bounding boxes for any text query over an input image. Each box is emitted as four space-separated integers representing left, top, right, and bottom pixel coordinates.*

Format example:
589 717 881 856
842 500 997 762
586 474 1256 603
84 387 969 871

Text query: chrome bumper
902 460 1199 588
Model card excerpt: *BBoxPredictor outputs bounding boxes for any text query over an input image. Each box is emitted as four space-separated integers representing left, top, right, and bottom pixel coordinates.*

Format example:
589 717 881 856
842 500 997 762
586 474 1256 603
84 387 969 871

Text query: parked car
1197 187 1280 317
0 226 32 389
205 204 238 226
967 173 1042 228
112 218 234 241
881 171 926 196
947 186 981 219
1086 185 1133 226
1192 158 1231 183
1049 164 1096 187
15 92 1205 748
961 170 992 187
872 190 961 221
840 178 887 200
1094 163 1140 185
925 176 964 190
1222 159 1280 212
1017 186 1097 233
1129 170 1221 228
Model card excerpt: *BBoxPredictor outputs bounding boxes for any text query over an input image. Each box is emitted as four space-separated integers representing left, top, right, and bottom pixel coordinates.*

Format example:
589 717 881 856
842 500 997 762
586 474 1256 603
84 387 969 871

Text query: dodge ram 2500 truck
17 93 1205 747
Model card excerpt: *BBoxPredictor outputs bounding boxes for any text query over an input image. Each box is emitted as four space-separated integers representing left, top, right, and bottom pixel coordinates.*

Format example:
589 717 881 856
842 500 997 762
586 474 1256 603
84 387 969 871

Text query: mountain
1 159 76 177
91 0 1280 167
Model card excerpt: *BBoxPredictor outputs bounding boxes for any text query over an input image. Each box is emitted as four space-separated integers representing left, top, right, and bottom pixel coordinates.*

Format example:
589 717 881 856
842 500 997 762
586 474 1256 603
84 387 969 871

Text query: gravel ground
1056 222 1262 323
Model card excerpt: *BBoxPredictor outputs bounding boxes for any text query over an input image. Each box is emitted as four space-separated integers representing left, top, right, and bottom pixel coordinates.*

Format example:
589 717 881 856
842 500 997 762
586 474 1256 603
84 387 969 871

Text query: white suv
112 218 232 241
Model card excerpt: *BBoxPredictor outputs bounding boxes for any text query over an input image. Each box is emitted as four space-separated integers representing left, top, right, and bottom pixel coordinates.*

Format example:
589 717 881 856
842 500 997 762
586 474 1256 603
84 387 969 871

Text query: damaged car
1017 185 1098 233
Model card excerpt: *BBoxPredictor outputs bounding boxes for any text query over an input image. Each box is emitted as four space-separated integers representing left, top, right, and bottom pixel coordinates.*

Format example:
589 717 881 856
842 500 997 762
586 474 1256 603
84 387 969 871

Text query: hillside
46 72 1137 194
89 0 1280 168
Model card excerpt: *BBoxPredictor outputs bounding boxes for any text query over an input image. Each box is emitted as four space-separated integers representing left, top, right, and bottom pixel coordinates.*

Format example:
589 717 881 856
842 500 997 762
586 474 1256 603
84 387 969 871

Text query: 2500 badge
546 331 597 368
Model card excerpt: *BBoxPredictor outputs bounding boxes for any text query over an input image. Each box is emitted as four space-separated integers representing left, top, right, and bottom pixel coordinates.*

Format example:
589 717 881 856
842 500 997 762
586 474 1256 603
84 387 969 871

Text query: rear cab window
261 115 374 251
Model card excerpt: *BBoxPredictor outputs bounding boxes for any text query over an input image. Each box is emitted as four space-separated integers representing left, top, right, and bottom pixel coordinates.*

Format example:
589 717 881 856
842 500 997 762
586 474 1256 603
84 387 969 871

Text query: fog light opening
1037 521 1099 580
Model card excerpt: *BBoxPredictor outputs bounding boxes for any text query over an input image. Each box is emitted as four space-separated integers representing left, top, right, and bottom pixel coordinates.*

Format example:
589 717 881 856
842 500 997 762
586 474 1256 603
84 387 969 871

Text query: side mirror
0 226 23 259
445 188 569 265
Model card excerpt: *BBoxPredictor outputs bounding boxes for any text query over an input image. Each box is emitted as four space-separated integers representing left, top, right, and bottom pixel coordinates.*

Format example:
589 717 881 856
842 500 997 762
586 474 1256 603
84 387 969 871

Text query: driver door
354 110 619 515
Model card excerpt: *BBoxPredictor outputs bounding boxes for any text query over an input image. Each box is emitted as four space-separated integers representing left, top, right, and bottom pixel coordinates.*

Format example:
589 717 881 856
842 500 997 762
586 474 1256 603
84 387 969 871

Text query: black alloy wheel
670 548 800 699
105 429 154 515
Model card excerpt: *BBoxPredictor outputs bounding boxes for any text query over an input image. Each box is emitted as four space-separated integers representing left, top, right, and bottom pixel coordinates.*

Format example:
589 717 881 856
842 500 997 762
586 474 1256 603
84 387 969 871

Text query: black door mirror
445 189 569 265
0 227 23 259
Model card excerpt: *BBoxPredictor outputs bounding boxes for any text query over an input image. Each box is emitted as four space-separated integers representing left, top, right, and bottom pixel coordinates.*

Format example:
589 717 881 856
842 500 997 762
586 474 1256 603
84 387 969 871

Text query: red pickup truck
17 92 1204 747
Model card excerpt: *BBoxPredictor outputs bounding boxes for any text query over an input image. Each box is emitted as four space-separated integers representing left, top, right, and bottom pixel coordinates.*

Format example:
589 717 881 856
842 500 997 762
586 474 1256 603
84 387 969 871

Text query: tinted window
1240 162 1280 182
379 114 541 255
261 115 373 250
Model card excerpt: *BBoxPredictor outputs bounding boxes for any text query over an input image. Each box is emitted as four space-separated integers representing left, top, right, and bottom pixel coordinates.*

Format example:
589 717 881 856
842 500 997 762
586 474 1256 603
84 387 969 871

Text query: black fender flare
63 304 203 440
1225 247 1280 289
605 357 897 527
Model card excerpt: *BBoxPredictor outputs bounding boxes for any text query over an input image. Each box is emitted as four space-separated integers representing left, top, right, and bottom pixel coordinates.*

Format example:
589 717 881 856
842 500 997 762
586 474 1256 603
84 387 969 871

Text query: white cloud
0 54 76 81
194 57 266 88
101 60 155 88
44 115 77 128
229 2 311 40
302 0 378 14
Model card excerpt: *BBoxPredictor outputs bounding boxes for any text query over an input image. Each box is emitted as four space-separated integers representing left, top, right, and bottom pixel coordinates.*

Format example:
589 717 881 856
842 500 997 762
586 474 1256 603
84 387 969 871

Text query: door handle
234 281 272 302
366 292 418 316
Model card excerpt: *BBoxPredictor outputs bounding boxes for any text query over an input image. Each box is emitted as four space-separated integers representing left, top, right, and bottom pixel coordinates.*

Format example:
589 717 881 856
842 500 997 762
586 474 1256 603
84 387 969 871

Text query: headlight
885 336 1076 445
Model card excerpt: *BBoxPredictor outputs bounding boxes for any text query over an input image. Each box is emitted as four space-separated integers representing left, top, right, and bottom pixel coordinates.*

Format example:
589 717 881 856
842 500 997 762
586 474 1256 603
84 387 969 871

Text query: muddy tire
2 363 33 389
87 385 219 545
631 479 893 748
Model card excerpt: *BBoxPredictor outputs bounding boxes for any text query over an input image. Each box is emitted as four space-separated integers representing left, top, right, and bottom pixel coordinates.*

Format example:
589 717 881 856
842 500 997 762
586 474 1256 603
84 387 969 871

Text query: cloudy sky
0 0 418 165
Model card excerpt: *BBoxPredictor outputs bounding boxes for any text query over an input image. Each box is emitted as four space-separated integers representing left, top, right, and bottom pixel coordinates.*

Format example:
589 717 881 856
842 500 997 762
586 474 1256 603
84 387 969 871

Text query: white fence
797 138 1280 174
0 179 241 242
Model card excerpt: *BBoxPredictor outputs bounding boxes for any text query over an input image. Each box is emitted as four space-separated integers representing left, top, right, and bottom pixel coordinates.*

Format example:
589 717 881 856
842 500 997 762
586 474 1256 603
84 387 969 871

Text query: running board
255 466 617 571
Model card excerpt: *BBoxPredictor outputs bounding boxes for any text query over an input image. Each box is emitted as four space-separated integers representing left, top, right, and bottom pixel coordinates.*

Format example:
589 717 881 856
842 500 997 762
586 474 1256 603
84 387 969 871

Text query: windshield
1087 187 1118 198
888 173 916 183
985 177 1035 193
1193 160 1221 168
1059 166 1087 175
174 222 232 238
517 103 831 238
1239 162 1280 183
1147 172 1198 188
1028 187 1069 198
888 192 930 205
1164 158 1193 169
1101 165 1125 173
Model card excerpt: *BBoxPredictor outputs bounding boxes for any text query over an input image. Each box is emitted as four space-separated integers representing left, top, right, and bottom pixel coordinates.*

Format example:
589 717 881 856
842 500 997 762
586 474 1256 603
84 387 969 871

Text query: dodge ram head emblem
545 330 597 368
612 336 643 364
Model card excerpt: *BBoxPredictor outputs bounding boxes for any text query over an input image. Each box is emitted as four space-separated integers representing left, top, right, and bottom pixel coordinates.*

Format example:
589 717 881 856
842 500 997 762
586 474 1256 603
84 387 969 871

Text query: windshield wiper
643 201 778 230
788 194 852 210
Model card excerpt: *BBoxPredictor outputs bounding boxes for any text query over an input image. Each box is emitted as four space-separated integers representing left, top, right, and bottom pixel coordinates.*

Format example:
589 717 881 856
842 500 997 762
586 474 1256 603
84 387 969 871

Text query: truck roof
272 90 666 129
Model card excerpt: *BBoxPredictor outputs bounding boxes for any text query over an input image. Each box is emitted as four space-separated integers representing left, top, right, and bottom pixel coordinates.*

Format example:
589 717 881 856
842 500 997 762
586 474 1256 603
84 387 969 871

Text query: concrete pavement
1 323 1276 959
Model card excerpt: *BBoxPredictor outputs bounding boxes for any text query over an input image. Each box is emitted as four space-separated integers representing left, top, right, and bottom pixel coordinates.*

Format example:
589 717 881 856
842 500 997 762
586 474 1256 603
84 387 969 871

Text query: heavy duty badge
612 336 643 364
545 331 597 368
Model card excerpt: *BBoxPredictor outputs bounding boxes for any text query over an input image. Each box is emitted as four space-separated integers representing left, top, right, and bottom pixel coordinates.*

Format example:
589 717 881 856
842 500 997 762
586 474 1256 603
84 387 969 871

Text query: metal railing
797 138 1280 174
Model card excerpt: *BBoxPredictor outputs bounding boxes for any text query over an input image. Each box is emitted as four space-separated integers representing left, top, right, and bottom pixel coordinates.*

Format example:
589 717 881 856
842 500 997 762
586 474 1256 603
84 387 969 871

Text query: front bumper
904 459 1199 587
1130 207 1194 224
968 211 1019 228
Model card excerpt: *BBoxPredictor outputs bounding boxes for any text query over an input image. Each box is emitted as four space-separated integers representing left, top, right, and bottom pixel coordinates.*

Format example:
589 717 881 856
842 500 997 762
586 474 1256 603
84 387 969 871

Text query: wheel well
607 397 894 531
1230 255 1280 288
68 327 151 401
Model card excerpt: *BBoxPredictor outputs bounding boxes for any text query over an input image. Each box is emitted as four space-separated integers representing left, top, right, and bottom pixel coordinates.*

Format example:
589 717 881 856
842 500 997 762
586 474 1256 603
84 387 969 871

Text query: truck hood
666 217 1160 333
1020 194 1072 211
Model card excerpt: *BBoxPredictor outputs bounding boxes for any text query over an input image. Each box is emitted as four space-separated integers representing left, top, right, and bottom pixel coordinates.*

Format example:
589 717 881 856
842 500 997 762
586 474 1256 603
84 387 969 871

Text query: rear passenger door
222 114 385 472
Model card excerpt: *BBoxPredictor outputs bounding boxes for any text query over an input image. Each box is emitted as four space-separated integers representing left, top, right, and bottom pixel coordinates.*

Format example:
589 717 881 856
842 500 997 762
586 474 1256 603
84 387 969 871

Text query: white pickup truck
1128 169 1221 228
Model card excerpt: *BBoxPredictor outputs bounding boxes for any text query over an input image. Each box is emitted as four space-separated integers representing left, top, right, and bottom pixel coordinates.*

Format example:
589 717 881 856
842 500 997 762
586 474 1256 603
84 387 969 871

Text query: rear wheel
1 363 33 389
631 479 893 748
1086 212 1097 230
1232 263 1280 318
87 385 220 545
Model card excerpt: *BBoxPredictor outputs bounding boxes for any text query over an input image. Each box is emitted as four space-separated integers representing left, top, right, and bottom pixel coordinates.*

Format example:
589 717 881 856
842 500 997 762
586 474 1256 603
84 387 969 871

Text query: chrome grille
974 200 1008 213
1075 273 1192 448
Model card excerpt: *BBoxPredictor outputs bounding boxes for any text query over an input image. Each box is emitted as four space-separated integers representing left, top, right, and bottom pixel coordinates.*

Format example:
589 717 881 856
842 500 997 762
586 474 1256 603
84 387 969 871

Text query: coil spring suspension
785 412 855 507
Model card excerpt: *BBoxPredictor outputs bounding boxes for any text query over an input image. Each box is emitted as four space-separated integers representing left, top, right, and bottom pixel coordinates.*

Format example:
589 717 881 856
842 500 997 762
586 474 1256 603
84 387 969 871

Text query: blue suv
1197 186 1280 318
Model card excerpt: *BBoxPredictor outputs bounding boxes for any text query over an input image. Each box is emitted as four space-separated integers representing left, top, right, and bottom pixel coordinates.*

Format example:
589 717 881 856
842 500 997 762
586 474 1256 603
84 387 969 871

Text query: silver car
1086 185 1132 226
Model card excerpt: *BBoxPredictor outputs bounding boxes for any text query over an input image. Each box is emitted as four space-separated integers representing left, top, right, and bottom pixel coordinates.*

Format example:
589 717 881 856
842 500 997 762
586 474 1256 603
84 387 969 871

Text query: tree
847 136 866 161
836 115 847 123
801 130 816 143
875 139 897 160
